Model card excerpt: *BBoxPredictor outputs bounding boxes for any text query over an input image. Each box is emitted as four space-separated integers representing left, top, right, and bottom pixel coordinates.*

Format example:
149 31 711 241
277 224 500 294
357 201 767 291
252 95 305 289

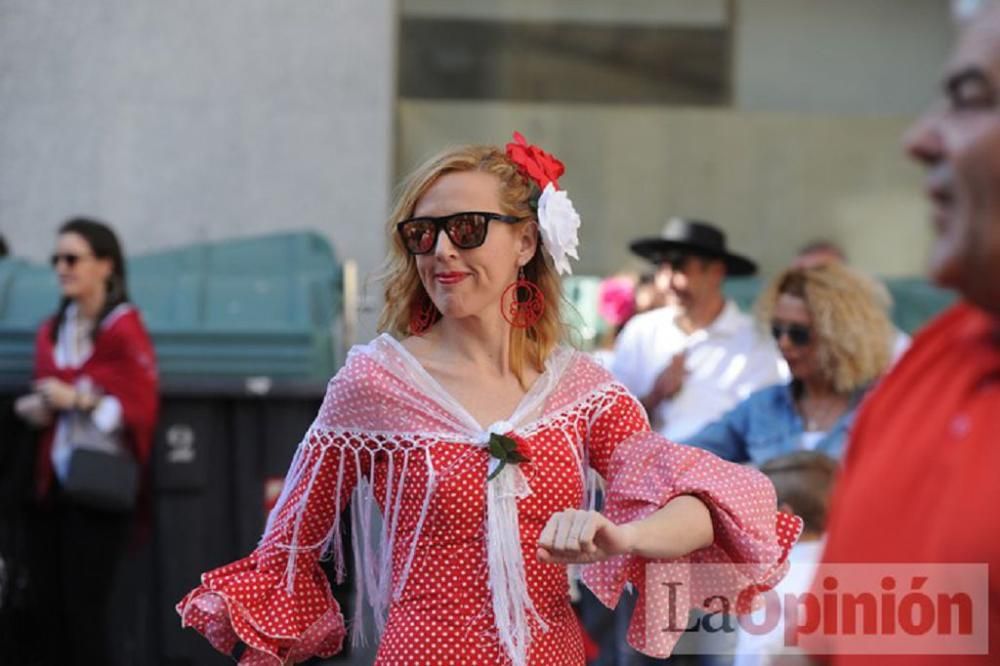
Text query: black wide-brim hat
629 217 758 277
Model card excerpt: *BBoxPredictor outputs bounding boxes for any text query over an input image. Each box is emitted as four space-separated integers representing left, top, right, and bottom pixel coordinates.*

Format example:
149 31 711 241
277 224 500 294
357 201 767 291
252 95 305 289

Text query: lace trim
298 379 636 453
360 334 579 437
260 378 638 656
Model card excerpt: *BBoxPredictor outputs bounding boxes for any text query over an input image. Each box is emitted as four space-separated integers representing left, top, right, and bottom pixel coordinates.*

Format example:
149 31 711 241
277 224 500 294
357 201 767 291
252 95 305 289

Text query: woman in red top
15 217 158 666
178 135 799 665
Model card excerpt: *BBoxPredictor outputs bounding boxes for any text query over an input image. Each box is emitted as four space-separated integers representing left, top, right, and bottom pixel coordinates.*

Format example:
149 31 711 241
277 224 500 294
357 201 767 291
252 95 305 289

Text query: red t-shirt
820 302 1000 664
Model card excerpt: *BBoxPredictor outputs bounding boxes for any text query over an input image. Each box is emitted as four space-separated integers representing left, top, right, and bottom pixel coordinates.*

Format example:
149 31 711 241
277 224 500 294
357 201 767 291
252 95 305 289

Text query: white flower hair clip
505 132 581 275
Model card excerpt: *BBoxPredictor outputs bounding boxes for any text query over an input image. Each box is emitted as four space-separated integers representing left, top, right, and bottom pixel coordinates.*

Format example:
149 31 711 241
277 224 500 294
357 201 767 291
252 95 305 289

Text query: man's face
904 6 1000 313
661 254 725 314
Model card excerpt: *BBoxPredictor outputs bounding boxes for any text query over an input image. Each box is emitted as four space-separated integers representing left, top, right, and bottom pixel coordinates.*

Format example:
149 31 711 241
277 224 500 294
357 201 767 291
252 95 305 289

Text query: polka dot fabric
581 424 803 658
177 340 800 665
176 431 357 664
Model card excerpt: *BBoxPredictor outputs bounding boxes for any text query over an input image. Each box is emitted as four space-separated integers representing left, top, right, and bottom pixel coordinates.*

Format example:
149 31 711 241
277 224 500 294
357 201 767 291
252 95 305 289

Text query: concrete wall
736 0 953 116
0 0 395 339
403 0 954 116
399 101 929 281
396 0 956 281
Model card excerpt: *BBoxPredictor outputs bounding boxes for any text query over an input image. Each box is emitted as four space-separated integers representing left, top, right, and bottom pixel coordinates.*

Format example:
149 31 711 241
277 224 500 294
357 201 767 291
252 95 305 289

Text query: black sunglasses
396 211 529 255
50 252 92 268
771 321 812 347
657 251 692 270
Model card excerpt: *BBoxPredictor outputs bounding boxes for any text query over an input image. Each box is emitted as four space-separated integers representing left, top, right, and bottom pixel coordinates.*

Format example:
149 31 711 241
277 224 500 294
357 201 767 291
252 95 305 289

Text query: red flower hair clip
505 131 565 190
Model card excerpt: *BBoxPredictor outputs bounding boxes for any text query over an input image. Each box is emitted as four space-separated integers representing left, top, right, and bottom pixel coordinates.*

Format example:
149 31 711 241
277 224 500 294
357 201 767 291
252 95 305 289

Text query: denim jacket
683 381 867 465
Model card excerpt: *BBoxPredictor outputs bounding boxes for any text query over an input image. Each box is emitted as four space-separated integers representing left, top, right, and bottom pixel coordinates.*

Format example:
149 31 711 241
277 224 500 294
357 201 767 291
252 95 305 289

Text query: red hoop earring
409 294 439 336
501 267 545 329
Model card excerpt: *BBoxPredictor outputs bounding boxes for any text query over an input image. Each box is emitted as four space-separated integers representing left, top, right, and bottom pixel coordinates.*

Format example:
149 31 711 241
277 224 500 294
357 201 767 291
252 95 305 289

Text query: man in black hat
611 217 786 441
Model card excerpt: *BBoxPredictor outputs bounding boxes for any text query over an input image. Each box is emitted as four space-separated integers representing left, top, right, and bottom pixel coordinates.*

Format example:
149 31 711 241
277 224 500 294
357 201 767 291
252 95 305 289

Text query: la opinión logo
645 562 988 656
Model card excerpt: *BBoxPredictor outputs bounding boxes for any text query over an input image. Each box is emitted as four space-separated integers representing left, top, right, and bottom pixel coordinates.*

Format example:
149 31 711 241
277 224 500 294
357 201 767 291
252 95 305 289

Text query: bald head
957 2 1000 67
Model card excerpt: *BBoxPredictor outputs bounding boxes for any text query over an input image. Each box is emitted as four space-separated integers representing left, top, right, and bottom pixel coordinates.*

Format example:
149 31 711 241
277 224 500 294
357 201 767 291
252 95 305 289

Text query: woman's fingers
542 509 588 552
537 511 560 549
539 509 573 550
536 545 578 564
565 509 592 552
538 509 608 562
551 510 575 551
578 513 600 553
555 509 589 551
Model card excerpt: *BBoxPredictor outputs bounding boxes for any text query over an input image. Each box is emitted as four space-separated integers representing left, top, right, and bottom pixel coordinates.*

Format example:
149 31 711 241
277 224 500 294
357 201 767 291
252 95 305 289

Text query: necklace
799 394 846 431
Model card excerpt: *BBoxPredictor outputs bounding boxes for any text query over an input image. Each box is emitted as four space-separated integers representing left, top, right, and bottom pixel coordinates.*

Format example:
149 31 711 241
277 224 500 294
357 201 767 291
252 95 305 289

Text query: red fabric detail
178 432 353 665
177 554 346 666
581 395 803 659
818 302 1000 665
505 131 566 190
506 431 534 461
33 307 159 499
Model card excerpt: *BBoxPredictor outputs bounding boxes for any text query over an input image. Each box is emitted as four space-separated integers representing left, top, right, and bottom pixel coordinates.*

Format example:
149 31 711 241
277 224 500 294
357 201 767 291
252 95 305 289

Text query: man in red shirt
816 3 1000 664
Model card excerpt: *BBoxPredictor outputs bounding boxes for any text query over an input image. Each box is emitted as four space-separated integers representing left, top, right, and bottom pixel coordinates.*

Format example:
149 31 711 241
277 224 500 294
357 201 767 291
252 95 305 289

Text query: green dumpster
0 230 357 665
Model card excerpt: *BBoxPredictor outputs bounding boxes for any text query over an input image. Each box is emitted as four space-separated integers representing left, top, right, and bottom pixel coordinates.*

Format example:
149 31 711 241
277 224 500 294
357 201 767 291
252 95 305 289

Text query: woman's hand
33 378 78 411
536 508 635 565
537 496 715 565
14 393 53 428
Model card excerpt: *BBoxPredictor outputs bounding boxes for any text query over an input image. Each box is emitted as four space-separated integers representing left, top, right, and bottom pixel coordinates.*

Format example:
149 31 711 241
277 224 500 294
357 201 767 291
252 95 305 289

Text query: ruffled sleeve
582 387 802 659
176 383 365 665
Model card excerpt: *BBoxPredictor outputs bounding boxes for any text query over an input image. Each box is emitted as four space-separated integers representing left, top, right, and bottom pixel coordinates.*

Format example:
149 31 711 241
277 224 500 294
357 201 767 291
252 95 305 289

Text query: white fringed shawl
183 333 798 665
261 333 606 666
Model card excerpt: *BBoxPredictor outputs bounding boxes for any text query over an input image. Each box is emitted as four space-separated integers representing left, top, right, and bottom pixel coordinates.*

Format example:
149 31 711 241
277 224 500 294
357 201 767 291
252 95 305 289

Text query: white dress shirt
611 301 787 442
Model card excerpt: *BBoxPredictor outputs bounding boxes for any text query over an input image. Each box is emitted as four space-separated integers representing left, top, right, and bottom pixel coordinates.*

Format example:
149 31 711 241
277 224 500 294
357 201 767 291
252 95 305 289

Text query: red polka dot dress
177 335 800 665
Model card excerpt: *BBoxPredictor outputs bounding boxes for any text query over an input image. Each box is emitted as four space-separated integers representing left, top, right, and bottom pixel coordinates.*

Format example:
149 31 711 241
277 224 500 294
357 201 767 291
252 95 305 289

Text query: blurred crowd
578 221 899 665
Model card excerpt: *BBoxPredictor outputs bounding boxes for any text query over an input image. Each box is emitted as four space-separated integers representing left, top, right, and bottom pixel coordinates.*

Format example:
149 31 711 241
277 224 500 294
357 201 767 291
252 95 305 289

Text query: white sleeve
892 329 912 362
610 319 647 397
91 395 124 434
733 340 788 401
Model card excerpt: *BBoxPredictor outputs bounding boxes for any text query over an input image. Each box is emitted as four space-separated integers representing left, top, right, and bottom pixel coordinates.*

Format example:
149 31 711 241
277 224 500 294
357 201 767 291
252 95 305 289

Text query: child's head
759 451 839 538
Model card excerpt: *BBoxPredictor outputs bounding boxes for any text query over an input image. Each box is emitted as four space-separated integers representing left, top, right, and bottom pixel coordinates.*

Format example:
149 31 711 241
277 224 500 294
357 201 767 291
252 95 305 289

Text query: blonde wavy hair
377 144 565 387
755 263 894 393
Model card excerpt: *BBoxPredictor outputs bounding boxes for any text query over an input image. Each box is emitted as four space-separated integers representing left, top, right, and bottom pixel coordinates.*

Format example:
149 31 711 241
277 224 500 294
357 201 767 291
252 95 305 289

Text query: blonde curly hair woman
686 263 895 464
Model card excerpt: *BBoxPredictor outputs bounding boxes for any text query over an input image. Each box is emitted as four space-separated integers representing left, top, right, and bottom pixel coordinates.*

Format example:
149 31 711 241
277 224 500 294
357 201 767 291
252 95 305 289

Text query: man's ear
709 258 727 285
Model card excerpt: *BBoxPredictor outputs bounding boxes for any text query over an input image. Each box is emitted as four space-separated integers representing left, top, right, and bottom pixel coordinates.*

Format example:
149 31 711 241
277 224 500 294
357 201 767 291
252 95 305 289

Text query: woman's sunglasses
50 252 92 268
396 211 529 255
770 321 812 347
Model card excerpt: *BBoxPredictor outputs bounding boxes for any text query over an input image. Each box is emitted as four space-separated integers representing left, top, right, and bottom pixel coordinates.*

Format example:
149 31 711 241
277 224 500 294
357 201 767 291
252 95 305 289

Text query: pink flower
598 276 636 328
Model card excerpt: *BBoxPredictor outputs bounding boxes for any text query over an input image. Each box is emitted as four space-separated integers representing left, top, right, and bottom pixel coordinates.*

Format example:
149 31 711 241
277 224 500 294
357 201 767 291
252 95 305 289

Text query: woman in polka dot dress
177 134 801 666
